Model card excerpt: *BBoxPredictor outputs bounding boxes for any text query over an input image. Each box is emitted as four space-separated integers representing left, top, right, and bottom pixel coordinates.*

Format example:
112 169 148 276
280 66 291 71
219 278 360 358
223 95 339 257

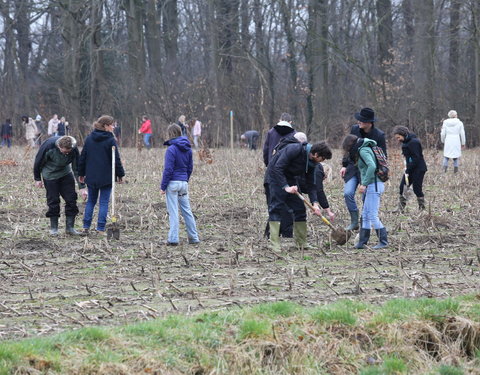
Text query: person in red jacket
138 115 152 149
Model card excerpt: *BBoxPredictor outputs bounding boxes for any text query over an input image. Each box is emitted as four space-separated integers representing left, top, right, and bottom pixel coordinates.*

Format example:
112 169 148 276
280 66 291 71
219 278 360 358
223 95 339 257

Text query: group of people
32 108 466 250
138 115 203 150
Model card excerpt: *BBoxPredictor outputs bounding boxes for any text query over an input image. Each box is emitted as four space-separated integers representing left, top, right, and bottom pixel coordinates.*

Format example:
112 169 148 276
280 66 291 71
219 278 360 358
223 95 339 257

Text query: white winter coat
25 119 38 140
441 118 465 158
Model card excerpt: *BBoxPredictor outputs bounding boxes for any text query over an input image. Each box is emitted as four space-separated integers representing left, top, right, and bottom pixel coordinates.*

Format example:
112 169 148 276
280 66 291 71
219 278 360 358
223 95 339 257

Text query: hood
273 124 295 136
276 120 293 128
91 129 114 142
164 136 191 152
404 133 417 143
359 137 377 149
443 118 462 127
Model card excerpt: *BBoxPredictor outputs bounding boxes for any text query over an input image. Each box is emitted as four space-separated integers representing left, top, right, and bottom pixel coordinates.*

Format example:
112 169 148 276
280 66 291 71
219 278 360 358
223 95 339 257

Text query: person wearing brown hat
340 108 387 231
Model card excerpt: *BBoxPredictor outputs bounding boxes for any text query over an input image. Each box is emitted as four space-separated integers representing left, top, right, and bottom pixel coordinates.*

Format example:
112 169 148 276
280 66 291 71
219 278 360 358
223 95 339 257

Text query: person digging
34 135 86 235
266 141 333 251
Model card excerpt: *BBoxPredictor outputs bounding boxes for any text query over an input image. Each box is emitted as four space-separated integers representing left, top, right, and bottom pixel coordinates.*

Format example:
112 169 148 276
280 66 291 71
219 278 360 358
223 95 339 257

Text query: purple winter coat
262 123 295 166
161 136 193 191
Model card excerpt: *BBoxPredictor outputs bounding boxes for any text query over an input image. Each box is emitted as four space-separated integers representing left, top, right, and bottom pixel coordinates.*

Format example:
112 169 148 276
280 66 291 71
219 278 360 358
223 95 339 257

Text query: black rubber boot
354 228 370 249
454 167 458 173
372 228 388 249
49 217 59 236
417 197 426 210
345 210 359 231
65 216 81 236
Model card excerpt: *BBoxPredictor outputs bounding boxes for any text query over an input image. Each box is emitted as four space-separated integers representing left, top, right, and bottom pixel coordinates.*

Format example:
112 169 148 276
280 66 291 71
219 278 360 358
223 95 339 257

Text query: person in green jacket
341 135 388 249
34 136 86 235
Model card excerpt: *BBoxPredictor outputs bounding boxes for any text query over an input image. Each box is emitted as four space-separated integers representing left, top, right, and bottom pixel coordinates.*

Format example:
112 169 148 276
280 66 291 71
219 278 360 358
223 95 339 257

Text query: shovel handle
295 192 334 229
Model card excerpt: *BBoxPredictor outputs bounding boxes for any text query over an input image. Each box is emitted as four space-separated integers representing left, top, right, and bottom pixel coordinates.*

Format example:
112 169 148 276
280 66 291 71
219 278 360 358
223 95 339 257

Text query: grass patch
437 365 464 375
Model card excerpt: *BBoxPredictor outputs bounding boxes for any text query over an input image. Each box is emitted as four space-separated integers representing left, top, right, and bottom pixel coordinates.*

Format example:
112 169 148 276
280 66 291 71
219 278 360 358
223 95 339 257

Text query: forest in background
0 0 479 147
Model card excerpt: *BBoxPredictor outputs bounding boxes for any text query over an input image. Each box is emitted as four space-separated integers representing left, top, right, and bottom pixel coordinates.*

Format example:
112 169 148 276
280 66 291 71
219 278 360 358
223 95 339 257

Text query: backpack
358 145 389 182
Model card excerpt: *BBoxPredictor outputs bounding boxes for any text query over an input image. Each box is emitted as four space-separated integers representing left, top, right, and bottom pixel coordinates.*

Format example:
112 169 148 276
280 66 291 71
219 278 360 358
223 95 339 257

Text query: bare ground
0 146 479 340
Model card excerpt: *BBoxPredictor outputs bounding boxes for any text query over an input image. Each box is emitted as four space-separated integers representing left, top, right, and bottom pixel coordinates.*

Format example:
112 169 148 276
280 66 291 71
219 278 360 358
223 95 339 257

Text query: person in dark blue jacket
78 115 125 234
160 123 199 246
393 126 428 212
340 107 387 231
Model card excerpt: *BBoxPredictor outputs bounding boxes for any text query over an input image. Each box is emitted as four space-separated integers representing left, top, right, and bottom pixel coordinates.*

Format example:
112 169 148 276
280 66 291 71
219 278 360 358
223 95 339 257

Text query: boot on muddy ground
372 228 388 249
269 221 281 252
393 195 407 213
454 166 458 173
49 217 59 236
294 221 314 250
354 228 370 249
345 210 359 231
417 196 426 210
65 216 81 235
443 166 448 172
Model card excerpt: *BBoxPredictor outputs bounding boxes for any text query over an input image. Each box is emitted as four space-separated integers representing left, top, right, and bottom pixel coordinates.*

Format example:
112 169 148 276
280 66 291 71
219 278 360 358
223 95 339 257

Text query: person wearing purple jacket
160 124 200 246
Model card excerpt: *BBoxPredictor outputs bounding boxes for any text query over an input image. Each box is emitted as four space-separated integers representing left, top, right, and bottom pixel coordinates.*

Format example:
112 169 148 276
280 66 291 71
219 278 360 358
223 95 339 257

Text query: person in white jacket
441 110 466 173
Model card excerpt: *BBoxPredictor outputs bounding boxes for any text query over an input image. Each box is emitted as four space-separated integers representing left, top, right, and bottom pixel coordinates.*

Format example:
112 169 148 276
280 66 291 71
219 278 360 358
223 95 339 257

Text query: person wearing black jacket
78 115 125 234
393 126 428 211
266 141 332 250
33 136 86 235
0 119 13 148
340 107 387 230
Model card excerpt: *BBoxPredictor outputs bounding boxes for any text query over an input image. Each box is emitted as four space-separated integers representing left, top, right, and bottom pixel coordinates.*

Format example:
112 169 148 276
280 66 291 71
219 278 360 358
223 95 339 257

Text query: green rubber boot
294 221 313 249
345 210 359 231
269 221 281 252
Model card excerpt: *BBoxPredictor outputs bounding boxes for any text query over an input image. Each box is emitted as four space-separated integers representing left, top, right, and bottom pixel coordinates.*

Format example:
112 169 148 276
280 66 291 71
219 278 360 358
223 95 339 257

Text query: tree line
0 0 479 147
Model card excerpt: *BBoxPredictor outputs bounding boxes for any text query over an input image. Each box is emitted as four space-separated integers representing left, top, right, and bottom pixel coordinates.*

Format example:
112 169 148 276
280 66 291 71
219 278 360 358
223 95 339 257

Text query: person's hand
284 185 298 194
340 167 346 178
461 145 466 150
160 190 166 195
117 177 123 184
358 185 366 194
80 188 88 201
325 208 335 222
79 176 85 184
35 180 43 188
312 203 321 216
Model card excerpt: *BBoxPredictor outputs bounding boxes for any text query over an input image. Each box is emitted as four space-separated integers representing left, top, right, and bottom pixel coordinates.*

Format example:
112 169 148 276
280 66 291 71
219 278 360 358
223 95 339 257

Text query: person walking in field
393 126 428 212
34 135 86 235
340 107 387 231
441 110 465 173
48 114 59 137
24 116 38 149
138 115 152 149
342 135 387 249
78 115 125 234
0 119 13 148
266 140 332 251
160 123 200 246
192 118 202 148
57 116 67 136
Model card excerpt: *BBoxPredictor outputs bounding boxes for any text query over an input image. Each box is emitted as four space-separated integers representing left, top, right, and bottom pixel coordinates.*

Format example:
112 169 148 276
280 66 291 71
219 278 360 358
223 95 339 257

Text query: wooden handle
295 192 334 229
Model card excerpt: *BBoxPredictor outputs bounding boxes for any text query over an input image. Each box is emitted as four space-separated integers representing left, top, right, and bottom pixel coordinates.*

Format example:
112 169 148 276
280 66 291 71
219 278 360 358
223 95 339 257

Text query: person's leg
411 170 426 210
398 174 407 212
58 174 80 234
7 138 11 148
453 158 459 173
344 176 359 229
193 135 199 148
442 157 449 172
83 186 99 230
363 182 388 249
96 186 112 231
166 181 180 244
287 194 308 248
177 181 200 243
268 184 288 250
43 178 62 234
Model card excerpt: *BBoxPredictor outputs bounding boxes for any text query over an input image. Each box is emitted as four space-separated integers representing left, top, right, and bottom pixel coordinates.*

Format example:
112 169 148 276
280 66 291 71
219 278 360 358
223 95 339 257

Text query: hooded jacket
139 119 152 134
441 118 465 158
263 121 295 166
357 138 379 186
33 136 84 188
78 129 125 189
161 136 193 191
401 133 427 174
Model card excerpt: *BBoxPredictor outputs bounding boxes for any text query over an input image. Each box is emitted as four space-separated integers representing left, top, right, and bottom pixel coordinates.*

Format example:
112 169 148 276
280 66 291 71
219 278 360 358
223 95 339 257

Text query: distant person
113 121 121 145
35 115 47 145
138 115 152 149
192 118 202 148
48 114 59 137
342 135 387 249
393 126 428 212
24 116 38 148
57 116 66 136
33 135 86 235
0 119 13 148
340 107 387 231
177 115 188 136
160 123 200 246
79 115 125 234
241 130 260 150
441 110 466 173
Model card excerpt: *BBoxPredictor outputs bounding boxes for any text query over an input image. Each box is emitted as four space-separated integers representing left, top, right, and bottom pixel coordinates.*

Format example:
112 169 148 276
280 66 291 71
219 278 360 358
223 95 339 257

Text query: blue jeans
166 181 199 244
362 181 384 230
83 185 112 231
143 134 152 148
443 157 458 167
1 138 11 147
344 176 359 212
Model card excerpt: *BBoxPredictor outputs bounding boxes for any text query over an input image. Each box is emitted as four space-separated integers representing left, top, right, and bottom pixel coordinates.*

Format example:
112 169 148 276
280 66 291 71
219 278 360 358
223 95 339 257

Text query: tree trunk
448 0 460 109
14 0 32 112
0 1 16 119
160 0 178 75
376 0 393 101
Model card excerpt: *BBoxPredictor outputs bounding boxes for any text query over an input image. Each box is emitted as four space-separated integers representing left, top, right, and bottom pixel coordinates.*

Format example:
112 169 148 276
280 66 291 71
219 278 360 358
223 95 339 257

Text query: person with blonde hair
441 110 466 173
177 115 188 136
160 123 199 245
79 115 125 234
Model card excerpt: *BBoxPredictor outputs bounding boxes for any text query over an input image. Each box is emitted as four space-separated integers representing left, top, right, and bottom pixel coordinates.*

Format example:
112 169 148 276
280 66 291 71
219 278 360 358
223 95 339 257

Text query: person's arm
405 141 421 174
113 142 125 180
377 131 387 158
160 147 175 191
262 133 270 166
187 151 193 180
460 122 466 146
33 140 51 181
305 168 318 207
270 145 294 189
359 148 376 185
440 123 446 143
71 149 86 189
314 165 329 209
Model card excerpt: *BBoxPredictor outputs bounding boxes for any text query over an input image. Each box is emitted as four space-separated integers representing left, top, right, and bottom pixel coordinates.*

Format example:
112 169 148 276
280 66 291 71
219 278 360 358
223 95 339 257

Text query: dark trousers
43 173 79 218
264 182 293 237
268 184 306 222
399 170 425 197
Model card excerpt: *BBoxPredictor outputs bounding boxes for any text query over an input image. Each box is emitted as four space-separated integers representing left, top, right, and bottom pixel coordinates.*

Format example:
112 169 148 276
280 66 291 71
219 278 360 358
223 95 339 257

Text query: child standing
160 124 199 246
